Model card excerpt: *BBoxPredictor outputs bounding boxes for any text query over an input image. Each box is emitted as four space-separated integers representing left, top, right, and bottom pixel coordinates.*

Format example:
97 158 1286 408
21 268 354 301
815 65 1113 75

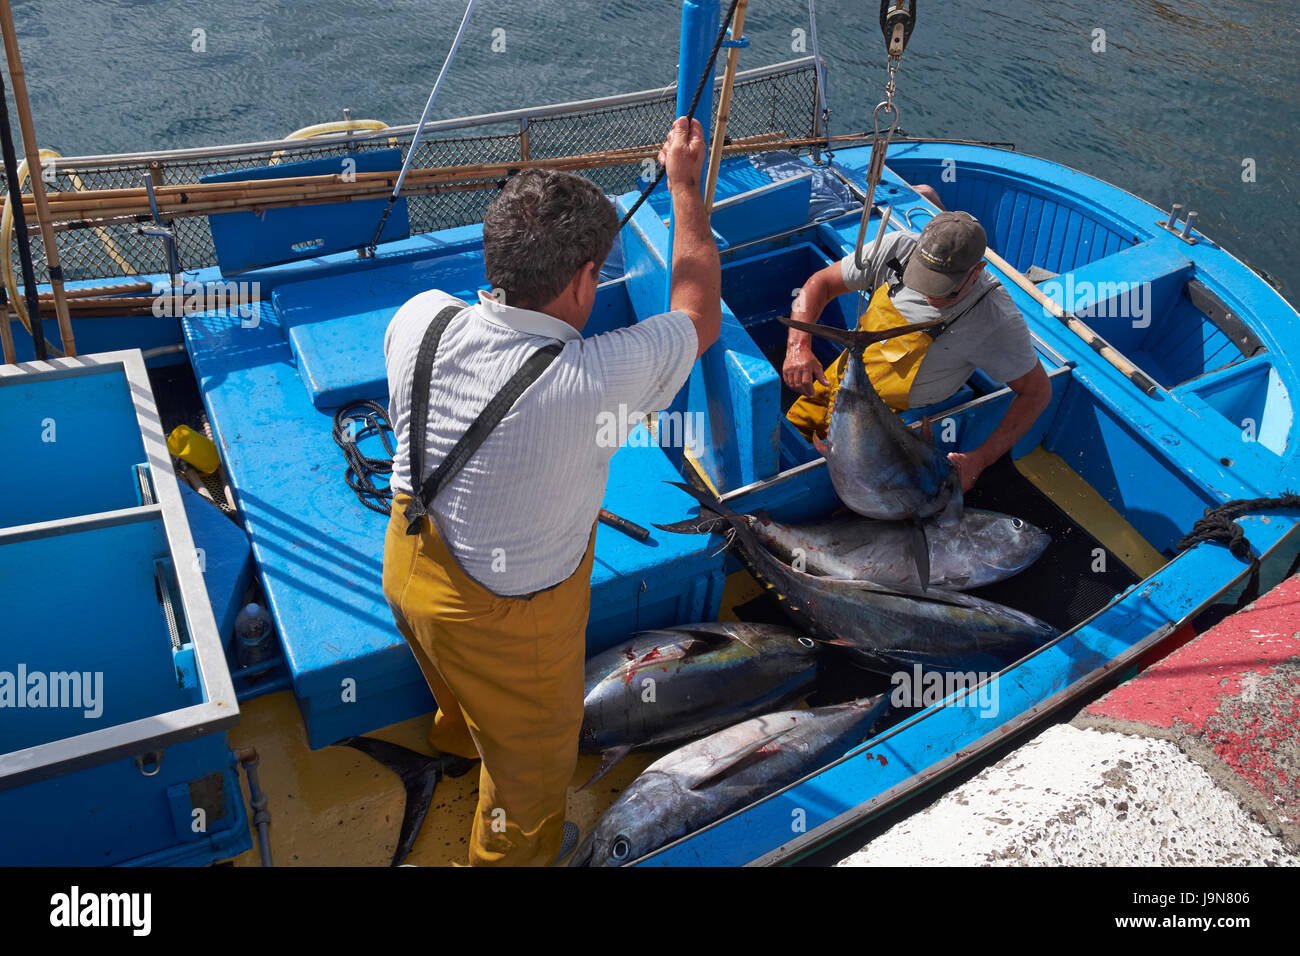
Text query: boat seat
272 251 486 409
203 149 409 275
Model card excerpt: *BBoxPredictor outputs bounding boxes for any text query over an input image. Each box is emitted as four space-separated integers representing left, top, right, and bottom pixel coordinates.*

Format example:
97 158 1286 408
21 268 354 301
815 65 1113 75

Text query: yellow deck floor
223 446 1166 866
225 689 663 866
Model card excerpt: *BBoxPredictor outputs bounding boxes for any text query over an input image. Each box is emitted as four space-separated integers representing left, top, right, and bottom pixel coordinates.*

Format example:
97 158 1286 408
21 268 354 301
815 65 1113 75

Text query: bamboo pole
704 0 748 215
36 281 154 299
982 245 1160 395
24 132 794 223
0 0 74 354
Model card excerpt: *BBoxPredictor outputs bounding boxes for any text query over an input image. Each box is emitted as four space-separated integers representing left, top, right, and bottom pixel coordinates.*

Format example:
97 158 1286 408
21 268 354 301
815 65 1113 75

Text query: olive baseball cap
903 211 988 297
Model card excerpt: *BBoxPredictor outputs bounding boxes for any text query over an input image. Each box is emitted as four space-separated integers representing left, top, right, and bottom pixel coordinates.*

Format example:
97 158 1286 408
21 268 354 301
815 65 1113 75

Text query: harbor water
12 0 1299 299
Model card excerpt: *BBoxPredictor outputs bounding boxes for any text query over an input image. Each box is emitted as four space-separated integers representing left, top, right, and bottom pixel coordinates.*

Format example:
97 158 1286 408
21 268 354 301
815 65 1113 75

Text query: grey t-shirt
839 230 1039 408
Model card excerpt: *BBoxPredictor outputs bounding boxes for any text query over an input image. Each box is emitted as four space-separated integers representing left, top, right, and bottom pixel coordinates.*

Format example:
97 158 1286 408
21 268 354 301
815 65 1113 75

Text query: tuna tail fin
909 519 931 591
659 481 750 539
779 314 948 351
652 513 729 536
332 736 477 867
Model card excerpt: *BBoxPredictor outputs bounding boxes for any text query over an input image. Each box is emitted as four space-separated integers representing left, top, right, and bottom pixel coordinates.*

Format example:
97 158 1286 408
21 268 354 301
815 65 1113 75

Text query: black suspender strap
929 282 996 340
403 305 564 535
403 306 461 532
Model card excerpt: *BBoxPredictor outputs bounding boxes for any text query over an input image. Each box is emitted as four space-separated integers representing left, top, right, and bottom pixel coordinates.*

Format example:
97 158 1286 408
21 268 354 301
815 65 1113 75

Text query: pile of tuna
575 321 1061 865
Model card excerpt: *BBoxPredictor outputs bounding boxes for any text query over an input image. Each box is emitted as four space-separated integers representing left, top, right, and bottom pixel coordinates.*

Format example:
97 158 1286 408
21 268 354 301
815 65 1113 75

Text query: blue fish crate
0 350 250 866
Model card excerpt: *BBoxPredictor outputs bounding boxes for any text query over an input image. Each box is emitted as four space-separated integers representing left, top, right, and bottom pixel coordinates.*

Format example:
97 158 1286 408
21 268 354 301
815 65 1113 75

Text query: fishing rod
0 0 73 355
366 0 479 255
0 62 45 360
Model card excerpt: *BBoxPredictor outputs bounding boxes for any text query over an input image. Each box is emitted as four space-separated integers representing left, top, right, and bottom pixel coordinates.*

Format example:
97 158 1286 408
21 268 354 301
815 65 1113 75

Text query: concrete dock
839 576 1300 866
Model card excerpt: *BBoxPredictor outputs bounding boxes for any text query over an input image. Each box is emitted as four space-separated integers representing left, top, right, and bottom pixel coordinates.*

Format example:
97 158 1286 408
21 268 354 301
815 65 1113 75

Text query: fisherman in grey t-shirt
783 202 1053 491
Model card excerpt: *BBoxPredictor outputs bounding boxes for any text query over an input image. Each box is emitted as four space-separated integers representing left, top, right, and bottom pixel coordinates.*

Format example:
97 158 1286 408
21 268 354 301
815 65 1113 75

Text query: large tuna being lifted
782 316 964 525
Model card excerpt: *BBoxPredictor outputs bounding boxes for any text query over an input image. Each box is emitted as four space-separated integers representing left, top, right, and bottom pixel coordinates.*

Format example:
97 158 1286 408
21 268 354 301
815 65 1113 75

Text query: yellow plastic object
269 119 395 164
0 148 139 358
167 424 221 474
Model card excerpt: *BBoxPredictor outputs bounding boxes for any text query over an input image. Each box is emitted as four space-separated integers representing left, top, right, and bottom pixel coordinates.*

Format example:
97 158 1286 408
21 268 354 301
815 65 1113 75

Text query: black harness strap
403 306 563 534
882 249 997 341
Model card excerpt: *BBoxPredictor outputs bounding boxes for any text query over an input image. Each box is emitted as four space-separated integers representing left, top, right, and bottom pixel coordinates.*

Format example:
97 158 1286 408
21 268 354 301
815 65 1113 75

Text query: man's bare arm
660 117 721 360
947 362 1052 491
783 261 851 395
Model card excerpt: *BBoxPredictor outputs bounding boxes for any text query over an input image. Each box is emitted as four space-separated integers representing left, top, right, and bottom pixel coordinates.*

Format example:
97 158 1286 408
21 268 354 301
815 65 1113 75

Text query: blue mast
665 0 720 311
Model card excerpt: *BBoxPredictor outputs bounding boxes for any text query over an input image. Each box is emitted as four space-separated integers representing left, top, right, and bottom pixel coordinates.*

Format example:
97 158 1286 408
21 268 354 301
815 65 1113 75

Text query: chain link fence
4 60 821 285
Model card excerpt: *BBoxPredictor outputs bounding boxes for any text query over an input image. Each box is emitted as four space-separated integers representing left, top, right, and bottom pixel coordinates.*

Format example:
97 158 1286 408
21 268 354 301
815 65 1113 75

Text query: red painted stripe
1088 577 1300 732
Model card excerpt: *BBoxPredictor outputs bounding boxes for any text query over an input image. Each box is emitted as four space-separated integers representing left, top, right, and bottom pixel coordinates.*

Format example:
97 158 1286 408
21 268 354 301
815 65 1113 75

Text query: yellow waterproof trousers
786 284 932 441
382 493 596 866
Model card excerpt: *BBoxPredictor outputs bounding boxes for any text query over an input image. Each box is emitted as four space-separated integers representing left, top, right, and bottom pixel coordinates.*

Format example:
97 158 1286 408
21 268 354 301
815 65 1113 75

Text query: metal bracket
141 172 183 281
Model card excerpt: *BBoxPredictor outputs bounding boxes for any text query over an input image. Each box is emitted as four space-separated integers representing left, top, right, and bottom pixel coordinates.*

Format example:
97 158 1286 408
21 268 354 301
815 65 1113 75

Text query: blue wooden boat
2 1 1298 866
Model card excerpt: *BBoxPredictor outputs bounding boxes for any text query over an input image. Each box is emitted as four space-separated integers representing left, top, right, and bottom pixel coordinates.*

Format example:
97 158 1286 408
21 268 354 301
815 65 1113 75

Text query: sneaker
552 821 580 866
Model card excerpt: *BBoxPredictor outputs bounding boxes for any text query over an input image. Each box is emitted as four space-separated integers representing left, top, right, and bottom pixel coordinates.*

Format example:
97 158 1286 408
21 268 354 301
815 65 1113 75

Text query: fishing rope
617 0 742 232
368 0 480 252
332 400 398 515
1175 493 1300 607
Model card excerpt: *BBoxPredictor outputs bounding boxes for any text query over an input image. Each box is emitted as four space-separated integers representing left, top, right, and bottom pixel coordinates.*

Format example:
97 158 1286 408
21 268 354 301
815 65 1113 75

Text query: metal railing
4 58 821 286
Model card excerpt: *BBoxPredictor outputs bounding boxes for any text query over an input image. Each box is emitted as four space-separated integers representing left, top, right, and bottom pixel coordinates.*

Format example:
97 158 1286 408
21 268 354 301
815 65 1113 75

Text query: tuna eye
610 836 632 862
798 637 816 649
1011 518 1024 530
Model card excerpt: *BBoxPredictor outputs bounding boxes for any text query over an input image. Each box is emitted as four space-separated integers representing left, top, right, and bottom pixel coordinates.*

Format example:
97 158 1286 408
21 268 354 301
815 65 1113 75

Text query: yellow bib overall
383 496 597 867
787 284 934 441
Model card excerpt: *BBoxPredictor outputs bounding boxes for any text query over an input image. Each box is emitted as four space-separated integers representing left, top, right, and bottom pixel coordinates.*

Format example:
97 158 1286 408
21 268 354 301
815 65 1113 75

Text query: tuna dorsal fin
577 745 633 791
687 719 806 791
909 519 931 591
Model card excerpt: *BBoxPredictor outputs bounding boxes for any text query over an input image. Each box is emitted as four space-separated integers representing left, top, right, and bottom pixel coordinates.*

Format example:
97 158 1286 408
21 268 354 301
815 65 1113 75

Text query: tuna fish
571 695 890 867
781 315 966 585
658 506 1050 591
579 622 820 786
751 508 1050 590
781 315 964 526
662 482 1059 673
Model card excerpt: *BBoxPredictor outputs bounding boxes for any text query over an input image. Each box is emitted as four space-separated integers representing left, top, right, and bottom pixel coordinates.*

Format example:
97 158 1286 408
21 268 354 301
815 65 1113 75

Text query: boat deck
217 439 1170 866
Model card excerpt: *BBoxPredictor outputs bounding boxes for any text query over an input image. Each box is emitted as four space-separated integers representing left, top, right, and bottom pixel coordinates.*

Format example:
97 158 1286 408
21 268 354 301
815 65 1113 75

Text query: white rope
391 0 479 201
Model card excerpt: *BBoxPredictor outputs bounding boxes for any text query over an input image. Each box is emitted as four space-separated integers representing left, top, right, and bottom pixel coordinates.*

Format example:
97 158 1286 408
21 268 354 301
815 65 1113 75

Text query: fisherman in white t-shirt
784 191 1052 491
381 117 719 867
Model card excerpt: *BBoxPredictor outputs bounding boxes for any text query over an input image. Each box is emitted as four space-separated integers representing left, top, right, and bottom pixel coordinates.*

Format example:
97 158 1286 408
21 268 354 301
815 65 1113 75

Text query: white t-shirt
385 289 697 596
840 230 1039 407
